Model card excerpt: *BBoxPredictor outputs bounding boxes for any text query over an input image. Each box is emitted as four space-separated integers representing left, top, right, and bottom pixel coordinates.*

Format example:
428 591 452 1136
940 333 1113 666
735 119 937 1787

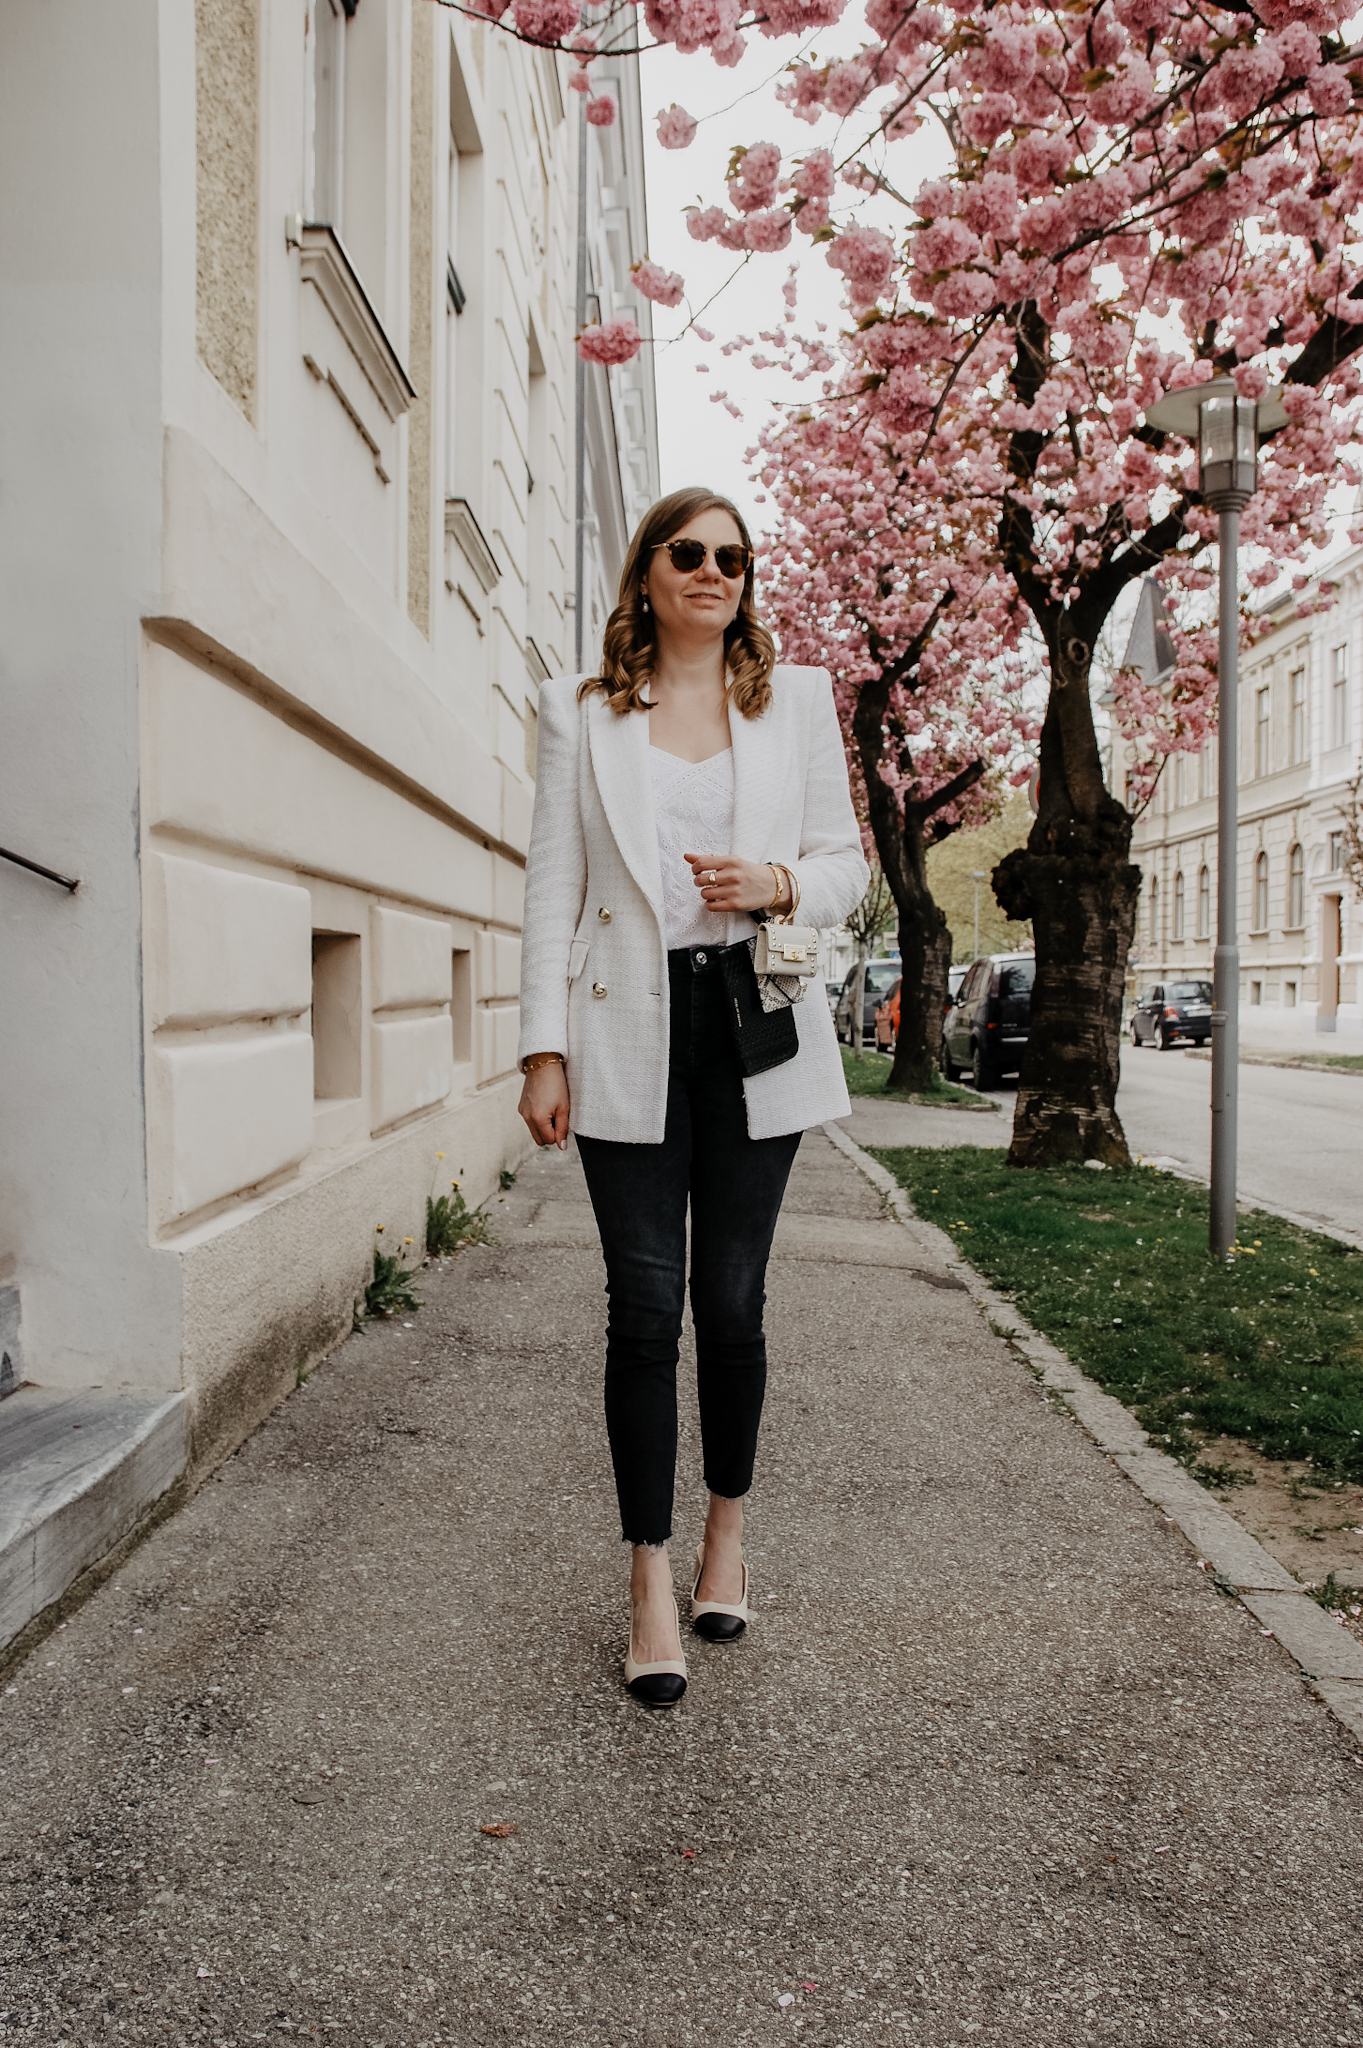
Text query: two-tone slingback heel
690 1542 749 1642
624 1596 688 1708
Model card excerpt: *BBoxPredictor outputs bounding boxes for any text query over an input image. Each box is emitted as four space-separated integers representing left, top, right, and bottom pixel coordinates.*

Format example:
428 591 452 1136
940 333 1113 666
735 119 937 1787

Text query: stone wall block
149 854 312 1028
474 927 522 999
157 1034 315 1224
371 1015 454 1132
371 906 453 1012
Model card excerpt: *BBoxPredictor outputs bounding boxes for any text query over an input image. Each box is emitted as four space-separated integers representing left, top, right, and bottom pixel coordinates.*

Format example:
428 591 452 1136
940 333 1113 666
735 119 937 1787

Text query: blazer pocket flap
567 938 590 981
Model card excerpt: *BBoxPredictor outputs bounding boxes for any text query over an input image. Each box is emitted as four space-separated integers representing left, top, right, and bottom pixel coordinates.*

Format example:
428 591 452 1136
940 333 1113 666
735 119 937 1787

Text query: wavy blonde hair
579 488 777 718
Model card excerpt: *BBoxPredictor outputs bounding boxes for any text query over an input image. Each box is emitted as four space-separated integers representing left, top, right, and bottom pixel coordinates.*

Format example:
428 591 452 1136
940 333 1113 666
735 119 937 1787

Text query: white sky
637 22 942 537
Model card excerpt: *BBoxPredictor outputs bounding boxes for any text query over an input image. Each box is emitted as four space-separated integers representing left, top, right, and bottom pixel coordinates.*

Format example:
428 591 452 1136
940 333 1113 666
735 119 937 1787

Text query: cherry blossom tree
433 0 1363 1161
672 0 1363 1162
756 400 1036 1090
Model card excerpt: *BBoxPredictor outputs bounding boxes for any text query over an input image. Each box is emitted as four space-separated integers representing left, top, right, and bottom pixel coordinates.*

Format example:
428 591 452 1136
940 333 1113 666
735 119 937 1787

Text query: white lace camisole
649 746 735 950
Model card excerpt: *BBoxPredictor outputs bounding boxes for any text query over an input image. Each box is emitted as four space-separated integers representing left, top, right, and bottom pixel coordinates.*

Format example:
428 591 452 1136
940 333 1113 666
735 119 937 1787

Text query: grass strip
839 1045 991 1110
869 1144 1363 1485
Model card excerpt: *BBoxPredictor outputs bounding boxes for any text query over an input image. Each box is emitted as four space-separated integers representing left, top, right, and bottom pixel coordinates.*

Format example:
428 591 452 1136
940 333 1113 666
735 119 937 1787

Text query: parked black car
942 952 1035 1089
835 959 901 1046
1129 978 1213 1050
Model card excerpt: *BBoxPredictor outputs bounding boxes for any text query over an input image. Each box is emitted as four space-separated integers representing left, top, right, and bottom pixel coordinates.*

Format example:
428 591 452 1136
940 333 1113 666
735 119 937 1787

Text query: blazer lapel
586 692 664 920
727 681 789 868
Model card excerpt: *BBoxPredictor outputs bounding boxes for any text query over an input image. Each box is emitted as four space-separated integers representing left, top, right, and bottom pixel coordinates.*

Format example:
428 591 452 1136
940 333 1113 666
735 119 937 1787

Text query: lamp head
1143 377 1289 514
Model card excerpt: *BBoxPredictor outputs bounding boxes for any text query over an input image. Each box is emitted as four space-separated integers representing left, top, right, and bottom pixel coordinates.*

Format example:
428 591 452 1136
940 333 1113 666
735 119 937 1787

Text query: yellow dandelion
375 1225 385 1233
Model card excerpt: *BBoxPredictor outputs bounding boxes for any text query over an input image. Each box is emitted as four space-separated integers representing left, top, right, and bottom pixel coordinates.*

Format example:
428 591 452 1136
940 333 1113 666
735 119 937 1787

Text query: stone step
0 1387 188 1654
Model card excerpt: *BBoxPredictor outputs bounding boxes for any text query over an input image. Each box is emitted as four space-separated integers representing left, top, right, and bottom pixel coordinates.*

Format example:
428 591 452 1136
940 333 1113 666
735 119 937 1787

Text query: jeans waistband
667 941 748 978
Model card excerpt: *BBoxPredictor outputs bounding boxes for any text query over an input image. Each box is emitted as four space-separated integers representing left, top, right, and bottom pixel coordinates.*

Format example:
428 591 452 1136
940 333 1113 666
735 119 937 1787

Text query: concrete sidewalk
1 1132 1360 2047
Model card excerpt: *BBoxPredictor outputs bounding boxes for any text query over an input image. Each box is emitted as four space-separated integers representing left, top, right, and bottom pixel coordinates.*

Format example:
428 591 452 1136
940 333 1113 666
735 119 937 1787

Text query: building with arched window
1116 570 1361 1042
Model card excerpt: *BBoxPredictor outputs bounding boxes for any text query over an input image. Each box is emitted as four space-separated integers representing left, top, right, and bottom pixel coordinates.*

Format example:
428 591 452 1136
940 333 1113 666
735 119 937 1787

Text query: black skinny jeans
575 947 801 1546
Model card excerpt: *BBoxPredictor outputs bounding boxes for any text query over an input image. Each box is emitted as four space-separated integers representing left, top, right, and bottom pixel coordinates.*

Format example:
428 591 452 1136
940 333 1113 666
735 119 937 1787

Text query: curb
822 1119 1363 1748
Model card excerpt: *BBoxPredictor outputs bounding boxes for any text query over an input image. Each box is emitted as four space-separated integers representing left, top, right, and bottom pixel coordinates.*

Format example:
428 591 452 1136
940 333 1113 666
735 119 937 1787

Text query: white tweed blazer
518 665 870 1143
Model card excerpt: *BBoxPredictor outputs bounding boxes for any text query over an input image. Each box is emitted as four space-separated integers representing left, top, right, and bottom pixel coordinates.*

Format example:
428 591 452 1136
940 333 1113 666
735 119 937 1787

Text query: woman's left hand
684 853 787 915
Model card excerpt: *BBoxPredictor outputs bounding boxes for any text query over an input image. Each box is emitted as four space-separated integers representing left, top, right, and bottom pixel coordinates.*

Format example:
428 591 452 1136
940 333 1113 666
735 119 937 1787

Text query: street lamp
1142 377 1288 1260
970 871 988 961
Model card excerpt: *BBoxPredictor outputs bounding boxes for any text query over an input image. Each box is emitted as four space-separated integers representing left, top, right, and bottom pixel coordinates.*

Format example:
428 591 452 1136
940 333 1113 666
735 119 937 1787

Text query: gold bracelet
766 862 789 912
520 1051 565 1074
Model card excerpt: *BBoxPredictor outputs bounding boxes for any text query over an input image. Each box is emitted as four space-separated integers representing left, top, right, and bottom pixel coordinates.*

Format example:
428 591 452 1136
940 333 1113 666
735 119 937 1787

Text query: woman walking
517 487 868 1706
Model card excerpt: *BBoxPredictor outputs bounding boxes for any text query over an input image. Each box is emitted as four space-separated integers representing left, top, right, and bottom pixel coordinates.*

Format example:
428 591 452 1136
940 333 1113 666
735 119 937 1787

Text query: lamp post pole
1210 506 1240 1259
971 870 987 961
1143 378 1287 1261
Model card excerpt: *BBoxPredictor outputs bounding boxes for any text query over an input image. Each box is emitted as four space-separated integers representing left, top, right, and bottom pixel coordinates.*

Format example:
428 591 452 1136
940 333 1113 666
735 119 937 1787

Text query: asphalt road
2 1133 1360 2046
1114 1050 1363 1241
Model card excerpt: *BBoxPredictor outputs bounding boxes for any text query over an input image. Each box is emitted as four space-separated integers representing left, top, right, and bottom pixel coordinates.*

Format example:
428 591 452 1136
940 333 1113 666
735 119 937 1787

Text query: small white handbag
751 867 820 1011
753 922 821 977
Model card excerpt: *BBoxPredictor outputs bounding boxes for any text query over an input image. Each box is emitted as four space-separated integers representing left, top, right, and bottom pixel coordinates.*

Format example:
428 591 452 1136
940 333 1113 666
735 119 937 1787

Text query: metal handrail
0 844 79 892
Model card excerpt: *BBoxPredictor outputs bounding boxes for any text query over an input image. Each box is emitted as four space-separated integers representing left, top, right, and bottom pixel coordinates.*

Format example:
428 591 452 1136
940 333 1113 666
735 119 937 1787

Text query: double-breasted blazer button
592 981 608 999
597 907 612 923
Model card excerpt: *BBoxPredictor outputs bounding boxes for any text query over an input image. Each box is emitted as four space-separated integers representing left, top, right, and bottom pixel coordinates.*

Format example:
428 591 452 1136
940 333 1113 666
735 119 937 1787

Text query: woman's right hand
518 1059 571 1151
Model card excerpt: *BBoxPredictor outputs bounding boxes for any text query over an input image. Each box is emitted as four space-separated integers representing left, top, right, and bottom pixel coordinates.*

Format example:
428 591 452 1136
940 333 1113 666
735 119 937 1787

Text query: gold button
598 907 612 923
592 982 607 999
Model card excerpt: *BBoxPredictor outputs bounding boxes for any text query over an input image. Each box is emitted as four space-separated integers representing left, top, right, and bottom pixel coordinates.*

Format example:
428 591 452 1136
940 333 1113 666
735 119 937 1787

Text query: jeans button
696 950 707 965
591 982 607 999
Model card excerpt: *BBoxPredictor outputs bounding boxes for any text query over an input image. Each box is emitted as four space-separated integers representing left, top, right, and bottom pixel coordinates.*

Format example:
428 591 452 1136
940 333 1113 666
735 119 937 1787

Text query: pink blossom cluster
825 226 896 309
585 94 617 126
728 143 782 214
509 0 580 42
644 0 746 63
753 405 1036 836
655 104 698 149
632 259 686 309
577 316 643 366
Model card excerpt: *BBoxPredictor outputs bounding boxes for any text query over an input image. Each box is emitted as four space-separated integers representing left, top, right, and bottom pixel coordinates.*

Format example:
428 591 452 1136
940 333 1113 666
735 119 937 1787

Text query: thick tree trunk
992 652 1140 1166
887 858 952 1093
850 678 970 1094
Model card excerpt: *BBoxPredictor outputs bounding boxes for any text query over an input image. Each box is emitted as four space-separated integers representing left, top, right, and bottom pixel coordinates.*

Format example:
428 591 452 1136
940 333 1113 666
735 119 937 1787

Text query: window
1288 842 1304 927
1168 980 1211 1002
1329 829 1344 872
1253 850 1269 931
1199 738 1217 801
445 142 466 489
1149 877 1159 946
1197 864 1211 940
1285 980 1297 1008
312 0 347 230
451 947 472 1065
311 932 362 1099
1173 870 1185 939
1255 685 1271 776
1331 645 1348 748
1290 667 1307 762
309 0 389 303
1250 979 1262 1006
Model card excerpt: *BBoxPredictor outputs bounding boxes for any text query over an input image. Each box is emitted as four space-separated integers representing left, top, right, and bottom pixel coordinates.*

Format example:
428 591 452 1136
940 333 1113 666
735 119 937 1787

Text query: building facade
0 0 658 1552
1119 565 1362 1039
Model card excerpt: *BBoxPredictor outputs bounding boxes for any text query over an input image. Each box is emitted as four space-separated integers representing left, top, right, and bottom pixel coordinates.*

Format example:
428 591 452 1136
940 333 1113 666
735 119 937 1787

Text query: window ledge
445 498 501 592
299 223 414 423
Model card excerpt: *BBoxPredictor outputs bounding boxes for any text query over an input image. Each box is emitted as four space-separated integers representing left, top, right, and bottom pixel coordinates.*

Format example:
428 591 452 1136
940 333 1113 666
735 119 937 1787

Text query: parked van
942 952 1035 1089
